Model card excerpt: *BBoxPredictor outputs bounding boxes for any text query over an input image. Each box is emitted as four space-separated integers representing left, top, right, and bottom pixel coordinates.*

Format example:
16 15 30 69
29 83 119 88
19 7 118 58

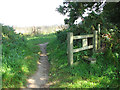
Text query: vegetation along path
27 42 49 88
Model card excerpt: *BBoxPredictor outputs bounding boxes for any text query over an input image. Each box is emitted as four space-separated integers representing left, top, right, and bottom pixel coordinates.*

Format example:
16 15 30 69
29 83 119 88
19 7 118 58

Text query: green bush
56 29 69 43
2 25 40 88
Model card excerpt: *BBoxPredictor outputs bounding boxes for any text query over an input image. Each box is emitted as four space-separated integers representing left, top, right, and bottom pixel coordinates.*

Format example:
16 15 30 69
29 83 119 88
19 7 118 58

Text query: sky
0 0 65 27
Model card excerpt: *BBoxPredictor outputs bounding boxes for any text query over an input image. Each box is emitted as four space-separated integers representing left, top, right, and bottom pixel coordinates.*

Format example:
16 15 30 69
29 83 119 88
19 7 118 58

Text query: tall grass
2 26 56 88
2 26 41 88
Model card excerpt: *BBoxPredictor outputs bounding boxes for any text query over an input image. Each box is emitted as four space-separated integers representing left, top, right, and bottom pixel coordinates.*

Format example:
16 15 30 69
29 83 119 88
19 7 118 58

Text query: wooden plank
83 56 96 64
82 38 88 47
83 56 96 61
73 34 93 40
91 61 96 64
73 45 93 53
93 31 98 52
67 32 73 66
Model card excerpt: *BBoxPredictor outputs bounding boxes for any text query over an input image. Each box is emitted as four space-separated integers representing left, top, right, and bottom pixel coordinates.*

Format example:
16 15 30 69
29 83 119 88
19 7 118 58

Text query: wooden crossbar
73 45 93 53
73 34 93 40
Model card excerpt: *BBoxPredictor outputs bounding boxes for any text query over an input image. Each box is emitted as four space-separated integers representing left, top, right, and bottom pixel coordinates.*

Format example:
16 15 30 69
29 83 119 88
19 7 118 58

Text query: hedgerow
2 25 40 88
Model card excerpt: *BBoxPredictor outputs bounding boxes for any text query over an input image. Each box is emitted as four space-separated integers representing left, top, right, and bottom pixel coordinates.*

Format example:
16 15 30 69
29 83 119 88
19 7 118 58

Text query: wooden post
93 31 98 52
67 32 73 66
0 25 2 32
98 24 101 49
82 38 88 47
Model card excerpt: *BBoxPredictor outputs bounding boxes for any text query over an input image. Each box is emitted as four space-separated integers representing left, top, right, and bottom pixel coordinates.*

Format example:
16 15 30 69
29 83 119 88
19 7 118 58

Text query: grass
2 31 56 88
2 28 119 88
47 35 120 88
2 36 40 88
26 34 56 45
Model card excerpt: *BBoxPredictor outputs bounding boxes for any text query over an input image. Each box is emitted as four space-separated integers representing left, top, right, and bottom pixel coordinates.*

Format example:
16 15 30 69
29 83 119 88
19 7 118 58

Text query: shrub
2 25 40 88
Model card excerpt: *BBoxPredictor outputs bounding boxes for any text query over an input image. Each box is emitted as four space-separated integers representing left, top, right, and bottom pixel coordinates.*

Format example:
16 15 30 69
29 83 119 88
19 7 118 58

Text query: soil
26 42 50 88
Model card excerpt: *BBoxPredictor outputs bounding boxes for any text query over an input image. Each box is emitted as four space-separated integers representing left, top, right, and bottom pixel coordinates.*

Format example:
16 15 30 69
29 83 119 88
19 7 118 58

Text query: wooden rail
73 45 93 53
67 31 98 66
73 34 93 39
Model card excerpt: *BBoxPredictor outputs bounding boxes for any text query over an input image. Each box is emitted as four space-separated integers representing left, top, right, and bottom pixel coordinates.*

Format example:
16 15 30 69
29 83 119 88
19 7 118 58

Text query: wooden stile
67 30 98 66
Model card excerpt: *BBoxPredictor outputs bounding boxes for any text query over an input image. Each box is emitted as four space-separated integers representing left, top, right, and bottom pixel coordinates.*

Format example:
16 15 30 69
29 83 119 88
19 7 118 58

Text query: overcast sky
0 0 65 27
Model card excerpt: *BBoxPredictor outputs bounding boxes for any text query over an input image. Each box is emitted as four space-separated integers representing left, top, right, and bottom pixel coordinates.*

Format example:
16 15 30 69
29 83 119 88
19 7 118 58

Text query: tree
57 1 120 26
103 2 120 27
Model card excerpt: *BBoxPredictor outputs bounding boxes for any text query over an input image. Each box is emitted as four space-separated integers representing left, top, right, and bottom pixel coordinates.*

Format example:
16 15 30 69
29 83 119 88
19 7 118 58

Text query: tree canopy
57 1 120 28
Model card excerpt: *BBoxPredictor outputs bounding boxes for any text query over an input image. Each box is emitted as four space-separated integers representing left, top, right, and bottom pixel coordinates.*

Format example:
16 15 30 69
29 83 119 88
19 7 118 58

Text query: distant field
13 25 68 35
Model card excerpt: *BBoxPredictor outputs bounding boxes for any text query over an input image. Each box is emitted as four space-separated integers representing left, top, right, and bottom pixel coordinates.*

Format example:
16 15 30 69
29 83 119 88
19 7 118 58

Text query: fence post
98 24 101 49
93 31 98 52
67 32 73 66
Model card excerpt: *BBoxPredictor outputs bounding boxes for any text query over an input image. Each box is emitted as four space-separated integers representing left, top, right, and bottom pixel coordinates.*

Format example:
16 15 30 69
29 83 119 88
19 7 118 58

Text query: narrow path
27 42 49 88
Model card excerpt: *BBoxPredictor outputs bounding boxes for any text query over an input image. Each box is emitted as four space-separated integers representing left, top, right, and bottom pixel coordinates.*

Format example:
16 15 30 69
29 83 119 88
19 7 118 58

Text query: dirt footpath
26 42 50 88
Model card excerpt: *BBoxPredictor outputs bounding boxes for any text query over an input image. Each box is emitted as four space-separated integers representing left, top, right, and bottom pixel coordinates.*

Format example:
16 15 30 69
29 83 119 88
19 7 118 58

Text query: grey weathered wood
73 34 93 40
98 24 101 49
73 45 93 53
67 32 73 66
90 60 96 64
82 38 88 47
0 24 2 31
83 56 96 64
93 31 98 52
83 56 96 61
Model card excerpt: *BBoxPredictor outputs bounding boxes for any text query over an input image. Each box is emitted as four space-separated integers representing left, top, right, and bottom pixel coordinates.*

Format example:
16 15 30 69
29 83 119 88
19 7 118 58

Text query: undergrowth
47 35 120 88
2 25 41 88
2 25 56 88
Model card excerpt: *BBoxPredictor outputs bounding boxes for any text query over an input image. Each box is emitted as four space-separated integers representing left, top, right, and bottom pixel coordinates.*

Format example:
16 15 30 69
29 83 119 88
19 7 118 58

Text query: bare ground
26 42 50 88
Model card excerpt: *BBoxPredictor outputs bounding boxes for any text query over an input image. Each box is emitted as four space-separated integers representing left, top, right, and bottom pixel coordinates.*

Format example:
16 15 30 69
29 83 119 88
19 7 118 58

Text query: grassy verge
47 35 119 88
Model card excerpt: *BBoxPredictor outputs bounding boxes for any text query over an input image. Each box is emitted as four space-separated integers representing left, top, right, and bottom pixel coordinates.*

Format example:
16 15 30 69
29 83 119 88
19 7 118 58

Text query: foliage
50 1 120 88
103 2 120 27
57 2 120 26
2 25 40 88
56 2 120 43
1 1 120 88
47 36 119 88
56 29 69 43
57 2 97 25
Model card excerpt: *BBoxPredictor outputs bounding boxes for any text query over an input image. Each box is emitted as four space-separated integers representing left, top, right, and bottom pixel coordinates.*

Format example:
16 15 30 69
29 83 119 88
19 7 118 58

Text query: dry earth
26 42 50 88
